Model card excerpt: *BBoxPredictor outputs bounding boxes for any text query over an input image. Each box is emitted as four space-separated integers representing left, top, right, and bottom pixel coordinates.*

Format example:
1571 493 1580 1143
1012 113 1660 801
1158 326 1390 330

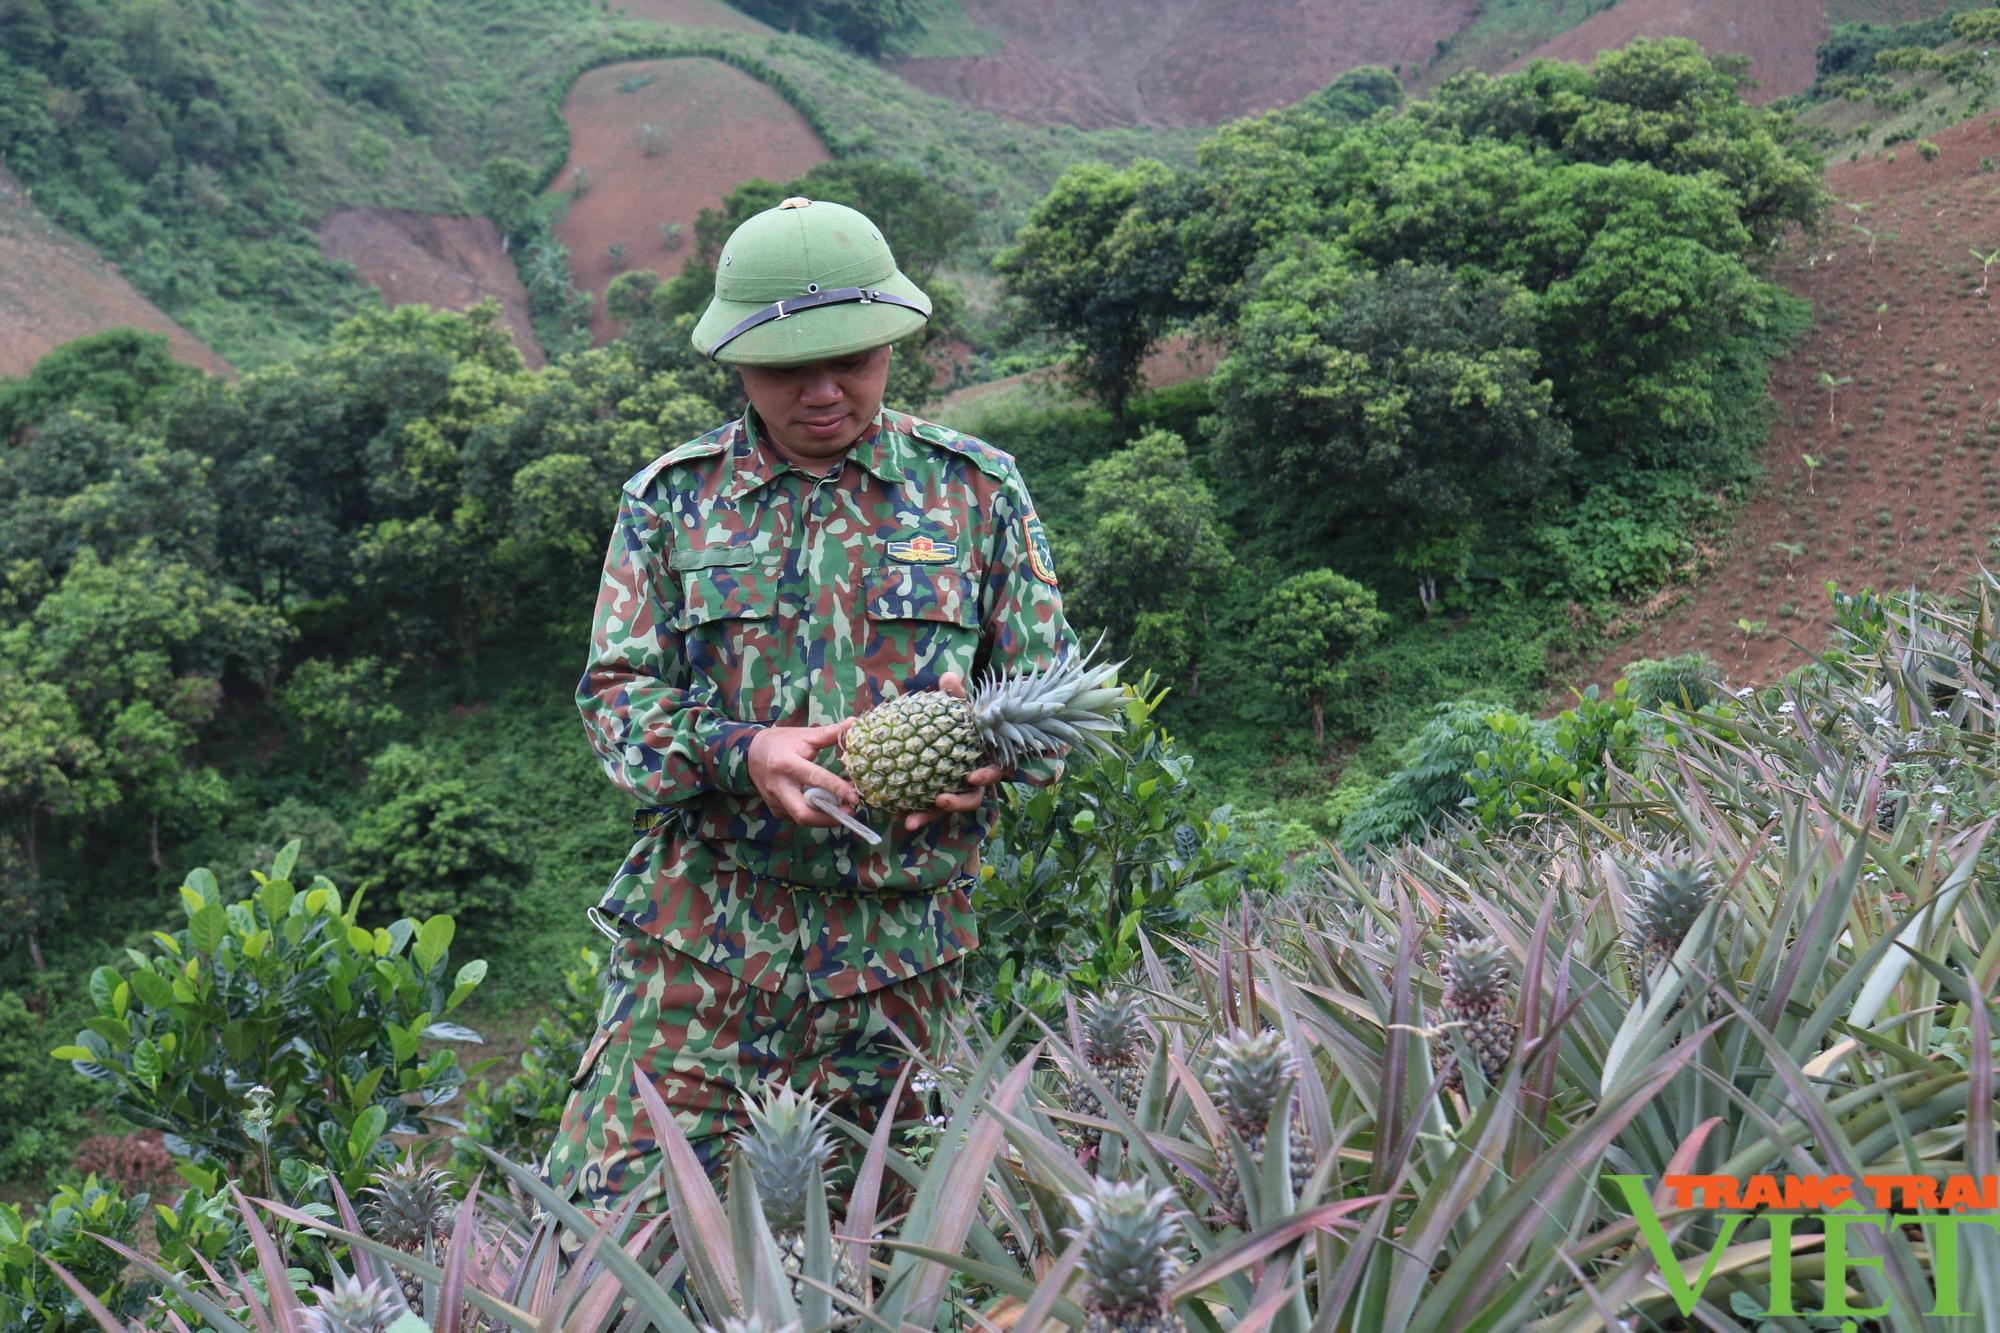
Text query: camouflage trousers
541 926 963 1219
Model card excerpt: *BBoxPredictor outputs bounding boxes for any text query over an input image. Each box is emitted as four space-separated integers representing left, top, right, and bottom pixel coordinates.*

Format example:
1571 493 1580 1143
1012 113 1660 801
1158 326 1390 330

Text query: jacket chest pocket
862 563 982 693
672 542 786 723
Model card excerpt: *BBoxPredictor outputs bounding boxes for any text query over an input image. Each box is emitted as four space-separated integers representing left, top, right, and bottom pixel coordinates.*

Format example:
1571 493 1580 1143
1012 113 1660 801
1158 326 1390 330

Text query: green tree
1257 569 1387 746
476 156 541 243
347 744 526 923
0 676 105 970
1500 161 1778 466
1210 254 1569 572
1066 430 1233 692
996 159 1192 421
0 328 198 442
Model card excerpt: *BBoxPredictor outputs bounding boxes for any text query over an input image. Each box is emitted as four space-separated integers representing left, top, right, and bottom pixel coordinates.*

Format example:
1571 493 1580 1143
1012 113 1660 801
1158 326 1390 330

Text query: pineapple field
9 583 2000 1330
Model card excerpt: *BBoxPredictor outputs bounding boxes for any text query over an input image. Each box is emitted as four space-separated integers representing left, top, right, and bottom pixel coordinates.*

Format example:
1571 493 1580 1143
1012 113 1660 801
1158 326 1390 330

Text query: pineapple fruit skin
1204 1030 1319 1228
843 690 987 813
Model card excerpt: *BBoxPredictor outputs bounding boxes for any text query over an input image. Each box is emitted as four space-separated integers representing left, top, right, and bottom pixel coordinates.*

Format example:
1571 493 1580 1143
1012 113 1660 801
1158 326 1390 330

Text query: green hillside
0 0 1188 369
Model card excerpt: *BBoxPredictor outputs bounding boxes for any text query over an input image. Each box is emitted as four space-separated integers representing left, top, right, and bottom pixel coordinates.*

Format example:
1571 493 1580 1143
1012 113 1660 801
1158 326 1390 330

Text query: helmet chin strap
708 286 928 360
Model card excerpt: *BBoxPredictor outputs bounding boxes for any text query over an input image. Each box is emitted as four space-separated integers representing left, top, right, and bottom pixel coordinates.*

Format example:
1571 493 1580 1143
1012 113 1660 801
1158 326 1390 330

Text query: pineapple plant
1434 938 1515 1094
1203 1029 1316 1229
736 1085 864 1323
1068 1179 1185 1333
842 645 1123 813
1626 855 1716 992
361 1157 456 1309
1066 990 1152 1150
305 1275 403 1333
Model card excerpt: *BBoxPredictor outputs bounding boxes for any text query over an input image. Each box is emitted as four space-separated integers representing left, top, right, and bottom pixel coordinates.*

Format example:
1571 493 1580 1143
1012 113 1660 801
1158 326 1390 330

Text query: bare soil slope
888 0 1478 128
0 169 231 380
1569 114 2000 689
548 58 828 344
1516 0 1827 102
317 209 544 368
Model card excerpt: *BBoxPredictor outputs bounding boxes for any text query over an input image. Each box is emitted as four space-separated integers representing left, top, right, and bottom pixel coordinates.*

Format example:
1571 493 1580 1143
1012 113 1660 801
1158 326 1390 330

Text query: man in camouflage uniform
544 197 1077 1218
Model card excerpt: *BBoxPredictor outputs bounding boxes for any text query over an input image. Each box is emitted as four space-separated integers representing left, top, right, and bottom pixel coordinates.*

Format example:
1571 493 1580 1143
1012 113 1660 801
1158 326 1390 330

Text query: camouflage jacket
577 406 1075 999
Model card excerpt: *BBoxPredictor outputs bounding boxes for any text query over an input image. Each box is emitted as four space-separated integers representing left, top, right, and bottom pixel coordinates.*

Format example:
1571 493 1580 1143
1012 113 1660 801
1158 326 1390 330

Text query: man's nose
799 370 842 404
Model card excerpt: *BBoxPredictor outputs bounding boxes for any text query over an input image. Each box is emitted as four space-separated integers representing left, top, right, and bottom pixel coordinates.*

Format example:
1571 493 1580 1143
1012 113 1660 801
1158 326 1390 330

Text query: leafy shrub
1624 653 1724 711
52 842 486 1192
1534 472 1712 600
0 1176 150 1332
1336 700 1499 852
0 989 90 1181
67 1131 178 1197
1464 681 1642 824
348 744 526 924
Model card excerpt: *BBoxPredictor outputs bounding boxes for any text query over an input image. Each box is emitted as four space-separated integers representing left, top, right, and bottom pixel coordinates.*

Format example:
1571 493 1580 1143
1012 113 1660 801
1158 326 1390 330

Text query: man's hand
903 672 1014 833
748 719 860 828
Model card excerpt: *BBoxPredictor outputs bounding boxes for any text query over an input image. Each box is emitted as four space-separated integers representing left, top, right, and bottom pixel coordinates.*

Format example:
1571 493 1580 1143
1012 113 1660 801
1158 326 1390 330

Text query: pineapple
842 646 1123 813
1626 854 1722 1031
1066 990 1151 1150
1204 1029 1316 1229
1435 938 1514 1094
1068 1179 1185 1333
361 1157 456 1309
305 1275 402 1333
1627 856 1716 990
736 1086 864 1323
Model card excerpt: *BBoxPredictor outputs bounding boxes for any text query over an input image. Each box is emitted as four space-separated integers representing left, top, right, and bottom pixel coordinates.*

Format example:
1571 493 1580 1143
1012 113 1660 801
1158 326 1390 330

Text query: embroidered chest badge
886 535 957 564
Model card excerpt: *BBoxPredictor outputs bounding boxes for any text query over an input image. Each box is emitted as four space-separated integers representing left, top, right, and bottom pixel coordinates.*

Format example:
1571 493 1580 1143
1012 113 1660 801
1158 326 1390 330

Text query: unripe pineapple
1435 938 1514 1094
1067 990 1151 1151
1204 1029 1316 1228
1627 856 1715 988
306 1275 403 1333
842 646 1123 813
361 1158 456 1309
736 1086 864 1323
1067 1179 1185 1333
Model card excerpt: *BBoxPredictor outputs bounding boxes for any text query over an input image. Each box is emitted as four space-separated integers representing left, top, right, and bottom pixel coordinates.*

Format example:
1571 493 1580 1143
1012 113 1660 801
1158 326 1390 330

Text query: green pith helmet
693 197 931 366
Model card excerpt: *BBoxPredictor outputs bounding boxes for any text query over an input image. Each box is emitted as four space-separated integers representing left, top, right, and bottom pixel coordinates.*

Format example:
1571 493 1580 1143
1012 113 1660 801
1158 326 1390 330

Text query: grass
1420 0 1623 86
880 0 1006 59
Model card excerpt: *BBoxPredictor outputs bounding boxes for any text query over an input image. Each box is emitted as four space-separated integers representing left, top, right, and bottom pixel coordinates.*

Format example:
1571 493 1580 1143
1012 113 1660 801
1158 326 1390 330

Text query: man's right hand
747 720 860 828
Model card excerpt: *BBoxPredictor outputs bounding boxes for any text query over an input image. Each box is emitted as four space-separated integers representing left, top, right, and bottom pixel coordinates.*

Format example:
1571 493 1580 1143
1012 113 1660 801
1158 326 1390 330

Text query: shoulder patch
898 413 1016 482
1021 509 1058 587
623 423 732 495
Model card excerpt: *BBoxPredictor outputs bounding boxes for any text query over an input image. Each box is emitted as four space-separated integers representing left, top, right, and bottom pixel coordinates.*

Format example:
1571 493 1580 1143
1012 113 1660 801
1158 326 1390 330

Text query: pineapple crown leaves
305 1274 404 1333
736 1084 835 1233
1629 853 1718 953
1064 1178 1184 1317
1079 989 1151 1065
966 639 1126 768
1204 1028 1298 1136
1441 938 1512 1005
360 1158 457 1247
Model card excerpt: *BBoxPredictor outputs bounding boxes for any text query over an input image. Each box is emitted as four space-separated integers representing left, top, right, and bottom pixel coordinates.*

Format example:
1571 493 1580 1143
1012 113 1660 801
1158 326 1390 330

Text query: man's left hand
903 672 1014 832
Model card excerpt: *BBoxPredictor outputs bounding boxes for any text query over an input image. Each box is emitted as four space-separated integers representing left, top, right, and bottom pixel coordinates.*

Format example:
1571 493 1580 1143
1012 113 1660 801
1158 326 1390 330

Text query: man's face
737 345 893 466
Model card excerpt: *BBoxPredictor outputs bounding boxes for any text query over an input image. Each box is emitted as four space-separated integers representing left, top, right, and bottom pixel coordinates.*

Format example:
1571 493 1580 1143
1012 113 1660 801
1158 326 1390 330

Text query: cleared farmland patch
1569 112 2000 689
887 0 1479 128
547 57 829 345
0 169 232 380
317 209 545 368
1514 0 1828 102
